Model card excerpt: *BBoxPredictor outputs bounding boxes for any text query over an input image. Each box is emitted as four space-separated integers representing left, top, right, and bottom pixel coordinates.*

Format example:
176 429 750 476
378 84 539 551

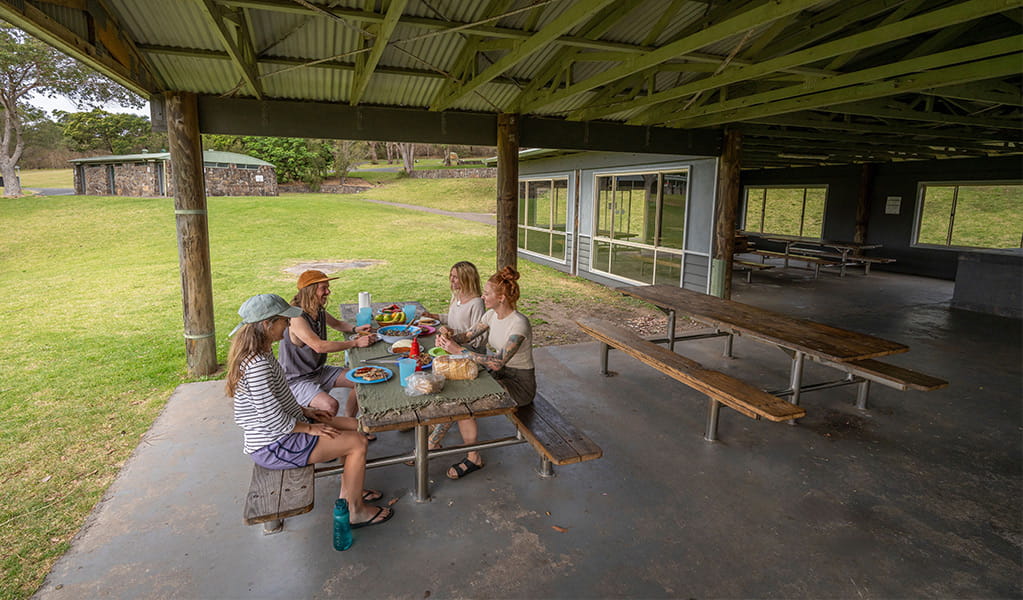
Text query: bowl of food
376 325 422 344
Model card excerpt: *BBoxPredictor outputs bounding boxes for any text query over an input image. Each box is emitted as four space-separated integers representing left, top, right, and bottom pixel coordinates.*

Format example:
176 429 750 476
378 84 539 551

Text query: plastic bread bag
404 371 446 396
432 354 479 380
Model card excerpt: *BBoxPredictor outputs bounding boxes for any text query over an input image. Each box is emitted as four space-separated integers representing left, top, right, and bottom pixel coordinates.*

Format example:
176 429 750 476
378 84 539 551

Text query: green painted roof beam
430 0 617 112
658 36 1020 124
350 0 408 106
519 0 823 114
749 114 1020 141
608 0 1020 125
665 51 1022 129
820 100 1022 130
200 0 264 99
508 0 645 111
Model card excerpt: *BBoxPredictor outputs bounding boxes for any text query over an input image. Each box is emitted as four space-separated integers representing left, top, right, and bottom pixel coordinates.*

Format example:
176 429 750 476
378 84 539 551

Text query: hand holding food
354 333 376 347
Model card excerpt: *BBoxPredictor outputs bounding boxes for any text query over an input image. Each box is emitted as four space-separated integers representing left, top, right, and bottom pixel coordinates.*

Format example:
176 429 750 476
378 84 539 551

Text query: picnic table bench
748 249 841 278
576 317 805 441
244 464 315 535
734 259 775 282
618 284 946 413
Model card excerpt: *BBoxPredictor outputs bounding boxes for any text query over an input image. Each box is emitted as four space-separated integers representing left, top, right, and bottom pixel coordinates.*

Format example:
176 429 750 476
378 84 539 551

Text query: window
518 178 569 261
743 186 826 239
592 169 689 284
915 183 1023 249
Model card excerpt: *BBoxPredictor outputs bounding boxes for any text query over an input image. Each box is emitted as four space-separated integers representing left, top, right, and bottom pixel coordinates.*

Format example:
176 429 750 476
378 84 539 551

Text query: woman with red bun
435 266 535 480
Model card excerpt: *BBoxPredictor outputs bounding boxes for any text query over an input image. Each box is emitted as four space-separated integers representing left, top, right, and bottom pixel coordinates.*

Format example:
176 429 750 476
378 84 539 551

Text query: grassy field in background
352 177 497 213
0 169 74 194
0 187 632 600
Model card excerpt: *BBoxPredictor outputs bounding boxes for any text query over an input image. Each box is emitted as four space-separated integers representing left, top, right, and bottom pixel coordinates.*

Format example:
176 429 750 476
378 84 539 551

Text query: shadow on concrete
35 271 1021 599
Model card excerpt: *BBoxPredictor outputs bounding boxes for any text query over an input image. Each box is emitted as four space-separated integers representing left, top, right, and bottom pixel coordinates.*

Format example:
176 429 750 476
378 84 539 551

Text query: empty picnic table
749 234 890 276
618 284 913 410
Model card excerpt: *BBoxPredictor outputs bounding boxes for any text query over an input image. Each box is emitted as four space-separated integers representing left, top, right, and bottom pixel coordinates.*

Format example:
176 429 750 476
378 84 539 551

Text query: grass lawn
352 177 497 213
0 189 636 600
0 169 74 195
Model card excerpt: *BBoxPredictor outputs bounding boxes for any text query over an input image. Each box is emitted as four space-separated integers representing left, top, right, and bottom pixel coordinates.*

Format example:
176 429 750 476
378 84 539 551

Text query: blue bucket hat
229 294 303 336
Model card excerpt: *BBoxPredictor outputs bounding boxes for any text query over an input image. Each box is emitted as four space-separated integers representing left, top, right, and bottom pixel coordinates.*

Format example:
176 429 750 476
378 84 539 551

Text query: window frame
740 184 829 240
517 175 571 264
912 180 1023 251
589 167 691 286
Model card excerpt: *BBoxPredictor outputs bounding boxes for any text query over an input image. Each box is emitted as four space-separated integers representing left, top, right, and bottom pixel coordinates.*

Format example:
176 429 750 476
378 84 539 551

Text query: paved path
357 197 496 225
27 187 75 196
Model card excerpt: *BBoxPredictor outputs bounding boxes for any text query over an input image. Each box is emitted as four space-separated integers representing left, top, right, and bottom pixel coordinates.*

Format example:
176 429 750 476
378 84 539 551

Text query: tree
332 140 366 184
396 142 415 175
242 136 332 185
0 23 143 196
57 108 162 155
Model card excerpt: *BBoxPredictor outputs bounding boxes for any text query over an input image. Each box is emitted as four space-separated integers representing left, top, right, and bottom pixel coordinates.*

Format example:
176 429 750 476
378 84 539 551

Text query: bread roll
432 355 478 380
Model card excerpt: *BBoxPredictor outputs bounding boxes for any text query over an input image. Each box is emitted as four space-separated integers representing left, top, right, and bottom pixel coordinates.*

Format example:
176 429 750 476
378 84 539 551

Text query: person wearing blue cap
226 294 393 529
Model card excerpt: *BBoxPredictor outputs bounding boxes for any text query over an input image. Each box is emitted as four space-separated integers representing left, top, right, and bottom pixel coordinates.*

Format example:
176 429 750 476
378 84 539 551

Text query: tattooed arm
462 334 525 371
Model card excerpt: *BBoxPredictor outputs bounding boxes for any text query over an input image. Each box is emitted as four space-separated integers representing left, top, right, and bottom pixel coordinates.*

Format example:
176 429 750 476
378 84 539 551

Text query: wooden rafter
509 0 645 112
430 0 618 111
821 99 1022 130
518 0 824 114
199 0 264 99
663 50 1022 129
749 113 1021 142
0 0 161 95
579 0 1013 124
349 0 408 106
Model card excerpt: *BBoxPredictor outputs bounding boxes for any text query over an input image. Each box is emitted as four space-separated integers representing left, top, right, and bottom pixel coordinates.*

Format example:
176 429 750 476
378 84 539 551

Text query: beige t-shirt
443 296 486 352
481 309 533 370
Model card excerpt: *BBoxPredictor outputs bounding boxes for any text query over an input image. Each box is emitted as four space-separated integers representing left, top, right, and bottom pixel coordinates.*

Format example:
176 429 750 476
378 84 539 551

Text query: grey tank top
278 308 327 381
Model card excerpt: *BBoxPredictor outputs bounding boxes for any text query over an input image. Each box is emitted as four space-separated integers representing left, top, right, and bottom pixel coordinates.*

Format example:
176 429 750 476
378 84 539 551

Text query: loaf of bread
432 355 478 380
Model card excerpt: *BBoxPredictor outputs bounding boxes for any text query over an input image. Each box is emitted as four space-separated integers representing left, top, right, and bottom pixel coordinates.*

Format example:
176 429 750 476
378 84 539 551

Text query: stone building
70 150 277 197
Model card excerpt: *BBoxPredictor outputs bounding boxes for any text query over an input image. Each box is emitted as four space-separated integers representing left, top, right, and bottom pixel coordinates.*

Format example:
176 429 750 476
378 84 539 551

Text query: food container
427 346 449 358
377 325 422 344
432 354 478 380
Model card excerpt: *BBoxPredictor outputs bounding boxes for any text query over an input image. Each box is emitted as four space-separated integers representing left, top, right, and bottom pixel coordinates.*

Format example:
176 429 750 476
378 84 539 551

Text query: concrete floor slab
35 271 1021 599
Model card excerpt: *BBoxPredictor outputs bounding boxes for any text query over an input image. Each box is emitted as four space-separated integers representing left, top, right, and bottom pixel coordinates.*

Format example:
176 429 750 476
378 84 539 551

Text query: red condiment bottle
410 337 422 370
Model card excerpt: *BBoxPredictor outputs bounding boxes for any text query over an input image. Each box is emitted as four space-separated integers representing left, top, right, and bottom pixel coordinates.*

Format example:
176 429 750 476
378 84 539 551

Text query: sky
28 92 149 118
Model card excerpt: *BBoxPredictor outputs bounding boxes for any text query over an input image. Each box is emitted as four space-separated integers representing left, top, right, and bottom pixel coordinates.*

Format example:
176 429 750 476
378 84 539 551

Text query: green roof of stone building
70 150 273 167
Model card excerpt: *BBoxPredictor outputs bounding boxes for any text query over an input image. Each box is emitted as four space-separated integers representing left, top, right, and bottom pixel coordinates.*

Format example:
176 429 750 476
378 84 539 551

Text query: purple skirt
250 432 318 470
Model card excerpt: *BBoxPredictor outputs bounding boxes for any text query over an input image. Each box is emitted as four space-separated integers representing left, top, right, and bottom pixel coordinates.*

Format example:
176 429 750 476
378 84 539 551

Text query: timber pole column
712 128 742 299
166 91 217 377
496 113 519 272
854 163 876 250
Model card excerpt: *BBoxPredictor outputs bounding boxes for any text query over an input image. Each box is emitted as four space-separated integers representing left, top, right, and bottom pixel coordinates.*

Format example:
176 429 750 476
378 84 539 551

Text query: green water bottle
333 498 353 551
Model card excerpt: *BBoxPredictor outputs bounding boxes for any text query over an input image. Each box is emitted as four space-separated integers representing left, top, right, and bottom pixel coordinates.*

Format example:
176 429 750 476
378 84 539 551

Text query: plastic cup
403 304 417 324
356 307 372 327
398 358 417 387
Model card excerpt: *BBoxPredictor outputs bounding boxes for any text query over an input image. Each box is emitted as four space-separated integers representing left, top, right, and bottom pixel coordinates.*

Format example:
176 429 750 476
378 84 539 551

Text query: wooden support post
496 113 519 273
712 128 742 299
166 91 217 377
854 163 876 251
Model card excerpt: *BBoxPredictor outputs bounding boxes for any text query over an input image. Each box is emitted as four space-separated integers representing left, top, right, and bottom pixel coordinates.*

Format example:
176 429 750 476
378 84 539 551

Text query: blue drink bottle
333 498 353 550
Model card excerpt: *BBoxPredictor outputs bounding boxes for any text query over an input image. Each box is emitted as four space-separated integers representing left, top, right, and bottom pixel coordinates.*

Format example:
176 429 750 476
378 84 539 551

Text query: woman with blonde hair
423 260 486 352
435 266 535 479
228 293 393 529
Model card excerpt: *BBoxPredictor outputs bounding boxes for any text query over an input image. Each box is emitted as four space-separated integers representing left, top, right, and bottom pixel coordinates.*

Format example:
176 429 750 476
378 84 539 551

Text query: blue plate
345 366 394 384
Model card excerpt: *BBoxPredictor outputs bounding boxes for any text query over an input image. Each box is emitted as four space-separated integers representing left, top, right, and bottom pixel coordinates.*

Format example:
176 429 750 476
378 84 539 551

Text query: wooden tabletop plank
619 285 907 362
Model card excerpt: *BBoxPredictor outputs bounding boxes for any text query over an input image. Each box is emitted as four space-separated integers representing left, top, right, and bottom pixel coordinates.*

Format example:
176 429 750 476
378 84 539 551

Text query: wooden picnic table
333 301 519 502
618 284 908 408
751 234 885 276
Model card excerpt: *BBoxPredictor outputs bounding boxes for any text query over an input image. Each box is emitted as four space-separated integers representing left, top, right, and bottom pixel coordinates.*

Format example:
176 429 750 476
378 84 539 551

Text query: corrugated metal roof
5 0 1017 167
70 151 273 166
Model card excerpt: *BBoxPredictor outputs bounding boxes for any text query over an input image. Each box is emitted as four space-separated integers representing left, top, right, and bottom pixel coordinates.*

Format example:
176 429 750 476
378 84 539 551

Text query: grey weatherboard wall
518 151 719 292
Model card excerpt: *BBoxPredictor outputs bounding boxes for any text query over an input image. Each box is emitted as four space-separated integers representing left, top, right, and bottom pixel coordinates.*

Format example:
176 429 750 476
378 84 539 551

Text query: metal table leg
414 424 431 502
787 350 805 425
667 309 677 352
704 399 721 441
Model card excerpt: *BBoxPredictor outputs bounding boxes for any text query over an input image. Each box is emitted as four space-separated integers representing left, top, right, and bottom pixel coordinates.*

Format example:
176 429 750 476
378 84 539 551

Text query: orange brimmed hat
297 269 339 289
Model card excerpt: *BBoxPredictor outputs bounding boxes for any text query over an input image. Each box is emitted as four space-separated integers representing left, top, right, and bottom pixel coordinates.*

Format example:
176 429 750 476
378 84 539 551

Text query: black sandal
447 458 484 480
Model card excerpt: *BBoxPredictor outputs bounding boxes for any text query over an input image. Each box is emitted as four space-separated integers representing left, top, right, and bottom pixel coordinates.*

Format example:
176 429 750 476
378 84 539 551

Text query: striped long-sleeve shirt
233 352 309 454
